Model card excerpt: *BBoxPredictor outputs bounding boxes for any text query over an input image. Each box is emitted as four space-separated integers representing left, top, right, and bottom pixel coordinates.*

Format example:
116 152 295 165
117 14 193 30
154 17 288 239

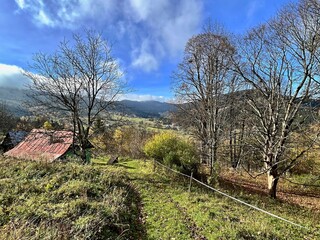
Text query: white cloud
14 0 203 71
126 0 202 65
0 63 30 88
161 0 202 57
132 52 158 72
118 93 168 102
36 9 54 26
131 39 159 72
128 0 151 21
15 0 25 9
14 0 118 28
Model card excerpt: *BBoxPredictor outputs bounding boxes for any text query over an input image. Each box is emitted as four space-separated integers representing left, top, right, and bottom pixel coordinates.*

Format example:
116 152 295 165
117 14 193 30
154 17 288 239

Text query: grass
94 158 320 239
0 158 145 240
2 156 319 239
219 166 320 212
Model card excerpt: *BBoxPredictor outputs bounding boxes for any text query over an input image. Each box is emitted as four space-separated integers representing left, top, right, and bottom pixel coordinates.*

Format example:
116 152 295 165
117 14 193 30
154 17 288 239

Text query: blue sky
0 0 296 101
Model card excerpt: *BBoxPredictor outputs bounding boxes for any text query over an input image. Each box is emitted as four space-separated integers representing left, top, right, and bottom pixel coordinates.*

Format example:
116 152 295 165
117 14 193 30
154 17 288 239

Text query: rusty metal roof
4 129 74 162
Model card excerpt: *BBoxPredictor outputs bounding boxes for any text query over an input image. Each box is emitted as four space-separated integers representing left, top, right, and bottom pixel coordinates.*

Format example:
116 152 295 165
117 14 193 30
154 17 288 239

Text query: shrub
113 126 153 158
92 126 153 158
144 132 199 174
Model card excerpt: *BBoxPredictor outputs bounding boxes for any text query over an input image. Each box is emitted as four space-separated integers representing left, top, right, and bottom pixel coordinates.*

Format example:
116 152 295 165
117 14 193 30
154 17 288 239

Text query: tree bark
267 172 279 199
229 129 234 167
80 147 87 163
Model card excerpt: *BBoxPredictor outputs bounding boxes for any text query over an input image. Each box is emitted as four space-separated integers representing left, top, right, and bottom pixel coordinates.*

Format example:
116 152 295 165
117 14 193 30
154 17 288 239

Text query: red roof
4 129 74 162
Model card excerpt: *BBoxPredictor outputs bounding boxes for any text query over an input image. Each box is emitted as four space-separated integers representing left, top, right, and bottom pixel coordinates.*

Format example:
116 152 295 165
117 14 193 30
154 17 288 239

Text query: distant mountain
116 100 176 118
0 87 176 118
0 87 31 116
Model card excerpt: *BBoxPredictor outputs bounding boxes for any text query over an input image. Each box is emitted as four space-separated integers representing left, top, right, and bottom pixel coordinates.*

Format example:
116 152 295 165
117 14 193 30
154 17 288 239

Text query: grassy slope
95 158 320 240
0 158 145 240
1 156 319 239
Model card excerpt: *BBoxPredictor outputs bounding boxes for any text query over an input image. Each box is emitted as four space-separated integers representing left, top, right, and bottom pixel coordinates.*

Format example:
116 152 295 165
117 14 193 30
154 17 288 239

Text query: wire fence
152 160 311 230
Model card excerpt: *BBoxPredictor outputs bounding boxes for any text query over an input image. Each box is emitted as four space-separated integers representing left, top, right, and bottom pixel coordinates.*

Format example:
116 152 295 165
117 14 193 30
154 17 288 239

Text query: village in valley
1 0 320 239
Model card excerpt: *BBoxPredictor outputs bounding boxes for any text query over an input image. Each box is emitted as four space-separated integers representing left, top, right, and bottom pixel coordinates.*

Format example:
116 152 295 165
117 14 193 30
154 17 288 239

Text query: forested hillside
0 87 175 118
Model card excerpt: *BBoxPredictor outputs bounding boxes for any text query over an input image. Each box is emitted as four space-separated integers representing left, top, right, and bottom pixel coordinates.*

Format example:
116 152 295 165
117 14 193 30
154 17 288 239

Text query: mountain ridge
0 87 176 118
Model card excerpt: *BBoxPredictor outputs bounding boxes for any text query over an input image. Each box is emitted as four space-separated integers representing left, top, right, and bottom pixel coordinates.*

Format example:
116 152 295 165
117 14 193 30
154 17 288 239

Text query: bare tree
233 0 320 198
225 86 247 169
173 24 236 176
24 30 126 163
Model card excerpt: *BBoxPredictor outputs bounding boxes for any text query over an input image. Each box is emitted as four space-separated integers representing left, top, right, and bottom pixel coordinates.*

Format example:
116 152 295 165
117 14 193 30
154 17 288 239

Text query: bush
113 126 153 158
92 126 153 158
144 132 199 174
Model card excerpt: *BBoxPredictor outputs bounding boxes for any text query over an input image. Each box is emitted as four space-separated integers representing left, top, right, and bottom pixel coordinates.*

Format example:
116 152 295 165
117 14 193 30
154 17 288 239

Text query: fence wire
153 160 311 230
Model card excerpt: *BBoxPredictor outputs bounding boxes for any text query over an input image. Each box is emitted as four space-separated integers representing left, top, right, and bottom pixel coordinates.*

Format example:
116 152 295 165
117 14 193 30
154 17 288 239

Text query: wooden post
188 172 193 193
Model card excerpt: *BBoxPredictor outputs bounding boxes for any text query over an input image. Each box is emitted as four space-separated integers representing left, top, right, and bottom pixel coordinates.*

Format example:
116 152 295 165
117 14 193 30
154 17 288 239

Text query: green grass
0 158 145 240
2 156 319 239
95 158 320 240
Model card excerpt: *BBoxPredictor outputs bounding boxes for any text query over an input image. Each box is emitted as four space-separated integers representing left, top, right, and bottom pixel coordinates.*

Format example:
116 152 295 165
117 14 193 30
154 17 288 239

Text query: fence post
188 171 193 193
153 159 156 172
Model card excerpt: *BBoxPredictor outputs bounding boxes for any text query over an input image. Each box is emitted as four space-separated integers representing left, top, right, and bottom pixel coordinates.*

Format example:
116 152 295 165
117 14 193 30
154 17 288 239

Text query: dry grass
219 167 320 213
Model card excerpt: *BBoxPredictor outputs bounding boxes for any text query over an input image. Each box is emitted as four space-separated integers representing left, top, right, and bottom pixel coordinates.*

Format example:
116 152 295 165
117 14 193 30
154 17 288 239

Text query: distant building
0 131 28 152
4 129 77 162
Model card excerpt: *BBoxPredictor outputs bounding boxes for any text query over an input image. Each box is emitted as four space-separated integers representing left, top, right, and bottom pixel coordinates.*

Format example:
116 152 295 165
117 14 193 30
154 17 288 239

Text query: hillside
0 158 143 239
1 86 318 119
0 87 31 116
1 156 319 239
96 158 319 239
116 100 176 118
0 87 176 118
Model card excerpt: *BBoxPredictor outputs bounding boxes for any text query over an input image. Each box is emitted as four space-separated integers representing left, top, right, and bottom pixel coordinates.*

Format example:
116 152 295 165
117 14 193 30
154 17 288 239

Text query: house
4 129 75 162
0 131 28 152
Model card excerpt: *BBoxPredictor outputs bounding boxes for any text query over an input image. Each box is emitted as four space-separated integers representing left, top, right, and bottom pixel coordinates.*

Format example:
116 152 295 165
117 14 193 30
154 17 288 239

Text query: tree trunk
200 140 208 164
267 171 279 199
81 147 87 163
76 119 89 164
210 145 214 176
229 129 234 167
235 120 245 169
72 113 77 154
210 141 218 176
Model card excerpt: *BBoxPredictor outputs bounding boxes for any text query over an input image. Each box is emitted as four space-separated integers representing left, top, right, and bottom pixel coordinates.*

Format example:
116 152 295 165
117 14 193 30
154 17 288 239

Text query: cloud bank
14 0 202 72
0 63 30 88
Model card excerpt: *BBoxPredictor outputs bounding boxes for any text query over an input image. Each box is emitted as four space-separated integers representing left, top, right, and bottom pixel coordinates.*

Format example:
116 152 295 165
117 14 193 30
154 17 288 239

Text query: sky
0 0 297 102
